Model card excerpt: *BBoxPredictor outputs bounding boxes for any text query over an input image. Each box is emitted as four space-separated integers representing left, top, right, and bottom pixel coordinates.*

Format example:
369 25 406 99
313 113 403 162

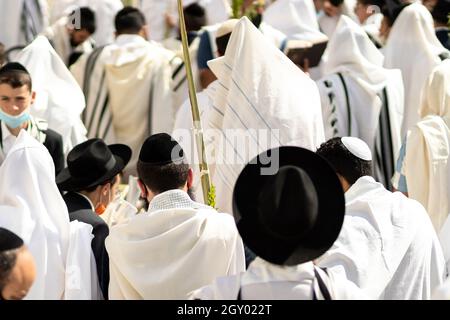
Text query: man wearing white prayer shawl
392 60 450 233
318 0 358 38
262 0 329 80
48 0 124 47
106 134 245 300
382 2 449 138
354 0 384 48
316 137 446 300
15 36 88 159
190 146 366 300
71 7 181 178
317 15 404 189
41 7 96 67
0 0 48 52
206 17 325 215
0 130 101 300
137 0 231 42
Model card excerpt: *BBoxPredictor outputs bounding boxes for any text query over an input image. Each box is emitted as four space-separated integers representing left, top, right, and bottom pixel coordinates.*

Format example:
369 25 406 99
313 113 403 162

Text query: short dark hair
432 0 450 25
0 63 33 92
0 43 5 66
69 7 97 34
381 2 410 27
0 249 18 295
357 0 385 8
115 7 146 35
316 137 373 185
83 175 118 193
137 161 190 194
184 3 207 32
328 0 345 7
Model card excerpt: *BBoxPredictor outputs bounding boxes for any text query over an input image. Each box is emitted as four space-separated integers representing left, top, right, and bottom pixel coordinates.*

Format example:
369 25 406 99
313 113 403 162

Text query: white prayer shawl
362 13 383 46
0 0 48 50
318 16 404 188
263 0 326 42
16 36 87 158
71 35 179 177
106 193 245 300
317 176 446 300
189 258 367 300
383 3 449 138
317 0 357 38
41 16 94 66
206 17 326 214
403 59 450 232
0 131 99 300
432 277 450 300
48 0 124 46
138 0 231 42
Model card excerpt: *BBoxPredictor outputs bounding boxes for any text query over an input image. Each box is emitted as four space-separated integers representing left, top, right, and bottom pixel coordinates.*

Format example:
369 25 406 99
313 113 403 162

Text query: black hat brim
233 146 346 266
56 144 132 192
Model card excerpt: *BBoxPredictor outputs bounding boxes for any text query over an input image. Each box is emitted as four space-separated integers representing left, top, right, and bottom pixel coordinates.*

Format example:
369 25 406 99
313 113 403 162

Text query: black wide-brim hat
233 146 346 266
57 140 132 192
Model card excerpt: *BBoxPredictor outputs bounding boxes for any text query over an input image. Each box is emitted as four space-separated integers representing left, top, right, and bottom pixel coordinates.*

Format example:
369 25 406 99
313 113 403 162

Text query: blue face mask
0 109 31 129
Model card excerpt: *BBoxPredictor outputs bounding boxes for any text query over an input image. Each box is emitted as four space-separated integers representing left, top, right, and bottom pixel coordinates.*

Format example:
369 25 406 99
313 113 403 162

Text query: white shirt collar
147 189 210 213
1 120 14 141
75 192 95 211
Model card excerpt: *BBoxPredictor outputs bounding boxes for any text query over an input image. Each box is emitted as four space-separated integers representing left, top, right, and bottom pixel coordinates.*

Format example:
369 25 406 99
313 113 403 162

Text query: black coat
63 192 110 299
436 29 450 51
43 128 64 176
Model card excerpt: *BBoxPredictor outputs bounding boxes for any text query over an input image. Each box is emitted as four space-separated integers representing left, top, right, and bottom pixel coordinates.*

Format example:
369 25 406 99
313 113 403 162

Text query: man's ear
137 179 148 198
139 26 149 41
187 168 194 189
30 91 36 105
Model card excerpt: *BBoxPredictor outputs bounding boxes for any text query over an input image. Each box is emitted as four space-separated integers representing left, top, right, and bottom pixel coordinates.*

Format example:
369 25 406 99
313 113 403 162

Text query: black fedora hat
56 139 132 192
233 146 345 266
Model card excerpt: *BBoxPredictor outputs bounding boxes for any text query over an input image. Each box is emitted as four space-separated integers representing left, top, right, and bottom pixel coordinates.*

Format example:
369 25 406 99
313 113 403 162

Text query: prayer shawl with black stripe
71 35 181 177
206 17 325 214
317 16 403 189
0 0 48 50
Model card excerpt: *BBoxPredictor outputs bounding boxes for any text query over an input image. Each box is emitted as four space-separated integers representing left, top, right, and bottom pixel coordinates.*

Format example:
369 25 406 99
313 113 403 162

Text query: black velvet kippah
139 133 185 166
0 62 30 75
0 228 24 252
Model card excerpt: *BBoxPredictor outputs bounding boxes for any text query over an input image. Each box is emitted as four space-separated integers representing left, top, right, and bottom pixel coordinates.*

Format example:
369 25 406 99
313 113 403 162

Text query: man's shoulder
69 208 109 232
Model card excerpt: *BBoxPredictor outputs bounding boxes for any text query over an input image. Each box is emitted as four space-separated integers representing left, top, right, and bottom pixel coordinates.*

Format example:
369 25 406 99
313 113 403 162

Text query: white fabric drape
0 131 98 300
403 59 450 232
16 36 88 158
106 196 245 299
318 16 403 169
206 17 325 214
317 176 446 300
383 3 448 138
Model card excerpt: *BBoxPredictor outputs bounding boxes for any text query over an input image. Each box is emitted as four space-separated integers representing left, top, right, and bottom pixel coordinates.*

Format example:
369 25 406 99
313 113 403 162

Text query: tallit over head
0 130 98 299
207 17 325 214
383 2 448 137
404 59 450 231
16 36 87 156
263 0 327 41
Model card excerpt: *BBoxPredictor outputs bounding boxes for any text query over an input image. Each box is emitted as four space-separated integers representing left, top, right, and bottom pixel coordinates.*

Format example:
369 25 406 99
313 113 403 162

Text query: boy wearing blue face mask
0 62 64 175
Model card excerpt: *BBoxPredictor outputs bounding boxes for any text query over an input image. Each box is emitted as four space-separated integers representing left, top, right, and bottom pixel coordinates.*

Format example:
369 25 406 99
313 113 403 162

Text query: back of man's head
184 3 207 32
69 7 97 35
137 133 190 195
0 62 33 92
432 0 450 25
316 137 373 186
115 7 147 35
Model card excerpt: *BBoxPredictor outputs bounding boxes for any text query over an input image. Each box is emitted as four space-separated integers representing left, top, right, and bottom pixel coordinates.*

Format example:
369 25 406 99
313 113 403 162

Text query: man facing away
106 133 245 299
190 146 366 300
316 137 446 299
57 138 132 299
0 62 64 175
71 7 180 178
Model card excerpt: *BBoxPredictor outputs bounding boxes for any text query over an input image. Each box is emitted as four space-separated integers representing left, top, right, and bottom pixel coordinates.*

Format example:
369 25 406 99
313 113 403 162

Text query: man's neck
6 121 28 137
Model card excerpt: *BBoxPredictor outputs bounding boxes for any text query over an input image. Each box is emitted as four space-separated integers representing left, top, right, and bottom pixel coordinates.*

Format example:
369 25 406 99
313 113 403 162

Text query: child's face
0 84 35 116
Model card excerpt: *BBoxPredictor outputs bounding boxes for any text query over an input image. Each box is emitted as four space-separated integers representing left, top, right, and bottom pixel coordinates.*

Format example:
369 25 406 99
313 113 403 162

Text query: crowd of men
0 0 450 300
